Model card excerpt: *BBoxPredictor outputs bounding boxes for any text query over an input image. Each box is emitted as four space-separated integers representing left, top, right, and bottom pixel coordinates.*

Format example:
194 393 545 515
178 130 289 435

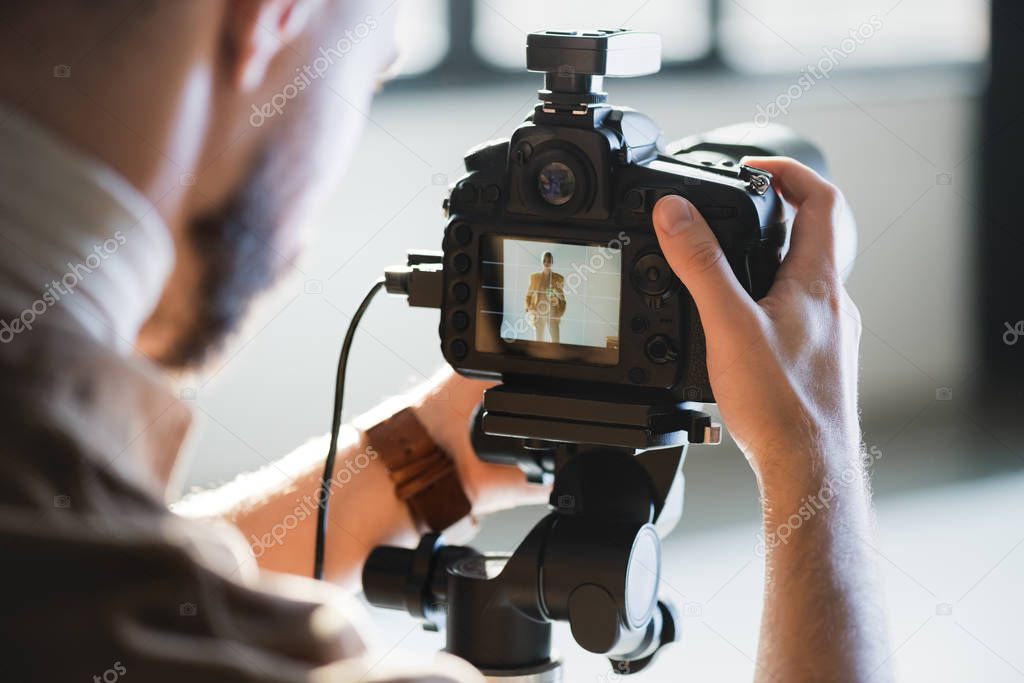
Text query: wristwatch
365 407 472 533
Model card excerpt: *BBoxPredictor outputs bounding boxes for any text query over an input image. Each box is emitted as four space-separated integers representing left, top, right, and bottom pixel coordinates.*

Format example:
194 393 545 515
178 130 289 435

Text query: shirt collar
0 102 175 352
0 101 191 499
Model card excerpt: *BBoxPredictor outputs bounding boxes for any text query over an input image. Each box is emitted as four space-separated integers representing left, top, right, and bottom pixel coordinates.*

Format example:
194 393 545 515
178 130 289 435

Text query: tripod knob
608 600 680 675
567 585 622 652
362 534 481 630
543 520 662 658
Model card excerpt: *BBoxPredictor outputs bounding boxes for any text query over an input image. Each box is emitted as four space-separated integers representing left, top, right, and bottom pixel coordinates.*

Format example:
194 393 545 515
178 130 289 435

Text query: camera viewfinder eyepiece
526 29 661 113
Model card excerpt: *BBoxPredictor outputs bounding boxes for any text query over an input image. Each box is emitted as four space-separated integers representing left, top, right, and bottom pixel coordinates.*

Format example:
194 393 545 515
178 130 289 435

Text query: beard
142 49 372 371
153 143 303 370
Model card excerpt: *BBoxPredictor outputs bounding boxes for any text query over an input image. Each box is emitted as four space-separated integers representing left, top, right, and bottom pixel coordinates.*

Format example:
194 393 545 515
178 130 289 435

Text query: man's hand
410 368 550 515
652 157 892 682
653 157 861 500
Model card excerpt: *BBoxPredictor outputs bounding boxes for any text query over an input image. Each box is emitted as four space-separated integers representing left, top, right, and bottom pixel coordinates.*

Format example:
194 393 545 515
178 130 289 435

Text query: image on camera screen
475 237 621 365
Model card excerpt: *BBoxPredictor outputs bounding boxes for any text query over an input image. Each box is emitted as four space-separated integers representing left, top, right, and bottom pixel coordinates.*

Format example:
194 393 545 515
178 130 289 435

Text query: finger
652 195 760 338
740 156 837 210
741 156 851 278
473 462 551 513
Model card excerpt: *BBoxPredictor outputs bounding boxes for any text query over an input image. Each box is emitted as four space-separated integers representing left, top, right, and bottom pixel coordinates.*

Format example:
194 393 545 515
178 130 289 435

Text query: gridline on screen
497 238 621 350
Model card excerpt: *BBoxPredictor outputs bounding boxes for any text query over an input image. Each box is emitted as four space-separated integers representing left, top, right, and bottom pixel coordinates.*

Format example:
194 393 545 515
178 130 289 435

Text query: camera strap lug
739 165 772 195
656 153 773 196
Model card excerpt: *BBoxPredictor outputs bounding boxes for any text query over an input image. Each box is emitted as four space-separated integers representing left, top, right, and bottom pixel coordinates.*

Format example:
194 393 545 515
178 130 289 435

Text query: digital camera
362 30 831 676
426 29 824 404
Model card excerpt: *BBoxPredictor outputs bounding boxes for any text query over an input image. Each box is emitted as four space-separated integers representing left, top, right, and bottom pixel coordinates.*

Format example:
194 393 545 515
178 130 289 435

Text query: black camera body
436 29 823 404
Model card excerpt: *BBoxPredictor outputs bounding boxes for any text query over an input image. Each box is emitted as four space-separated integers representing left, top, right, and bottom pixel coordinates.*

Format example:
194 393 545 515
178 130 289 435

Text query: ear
225 0 320 91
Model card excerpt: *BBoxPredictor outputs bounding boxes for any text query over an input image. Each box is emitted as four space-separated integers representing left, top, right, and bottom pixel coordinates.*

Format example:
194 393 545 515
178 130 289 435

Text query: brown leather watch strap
365 407 471 533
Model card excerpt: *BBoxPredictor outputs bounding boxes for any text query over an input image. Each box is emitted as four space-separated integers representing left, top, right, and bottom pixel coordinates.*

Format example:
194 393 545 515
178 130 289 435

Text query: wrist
365 402 476 540
755 443 873 550
408 369 494 500
757 474 876 586
753 439 867 511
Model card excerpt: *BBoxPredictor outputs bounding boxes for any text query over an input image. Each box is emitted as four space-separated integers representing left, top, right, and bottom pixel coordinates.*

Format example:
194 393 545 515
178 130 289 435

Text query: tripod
362 384 719 681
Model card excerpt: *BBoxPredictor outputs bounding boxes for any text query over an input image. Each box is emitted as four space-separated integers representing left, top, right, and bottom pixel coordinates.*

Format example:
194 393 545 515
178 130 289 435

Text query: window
388 0 989 80
471 0 713 70
393 0 449 76
718 0 989 72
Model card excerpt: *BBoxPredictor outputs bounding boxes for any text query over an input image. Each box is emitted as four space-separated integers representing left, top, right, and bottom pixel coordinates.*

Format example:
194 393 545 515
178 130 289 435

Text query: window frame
391 0 987 88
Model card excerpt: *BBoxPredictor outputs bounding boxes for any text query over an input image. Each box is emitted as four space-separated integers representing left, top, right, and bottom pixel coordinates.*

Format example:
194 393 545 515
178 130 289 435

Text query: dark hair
542 251 553 264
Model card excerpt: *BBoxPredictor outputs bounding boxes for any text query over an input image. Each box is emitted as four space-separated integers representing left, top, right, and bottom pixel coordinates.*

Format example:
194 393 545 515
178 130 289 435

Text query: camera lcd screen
475 236 622 365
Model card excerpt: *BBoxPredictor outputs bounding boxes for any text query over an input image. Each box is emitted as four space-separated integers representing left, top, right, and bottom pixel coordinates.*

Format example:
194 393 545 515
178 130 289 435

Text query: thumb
652 195 759 336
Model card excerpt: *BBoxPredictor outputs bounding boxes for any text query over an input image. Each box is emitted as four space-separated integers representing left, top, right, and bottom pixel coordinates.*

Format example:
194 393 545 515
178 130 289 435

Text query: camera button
513 142 533 165
483 185 501 203
450 339 468 360
453 253 472 273
628 367 648 384
644 335 677 365
452 311 470 331
624 189 645 211
452 282 471 303
632 253 672 296
453 223 472 245
630 316 648 334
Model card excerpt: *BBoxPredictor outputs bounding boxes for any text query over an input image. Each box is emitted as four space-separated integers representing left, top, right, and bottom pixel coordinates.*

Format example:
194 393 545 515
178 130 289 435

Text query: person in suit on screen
525 251 566 343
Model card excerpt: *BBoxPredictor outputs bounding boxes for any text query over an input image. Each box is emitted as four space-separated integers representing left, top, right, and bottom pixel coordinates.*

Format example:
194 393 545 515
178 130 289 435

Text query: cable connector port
384 251 444 309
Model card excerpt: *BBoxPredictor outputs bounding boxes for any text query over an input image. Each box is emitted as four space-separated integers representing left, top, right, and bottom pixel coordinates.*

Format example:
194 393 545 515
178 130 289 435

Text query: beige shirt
0 104 480 682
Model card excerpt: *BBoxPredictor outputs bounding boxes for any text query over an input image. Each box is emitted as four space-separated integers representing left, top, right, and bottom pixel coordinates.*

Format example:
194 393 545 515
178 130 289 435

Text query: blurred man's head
542 252 553 272
0 0 399 368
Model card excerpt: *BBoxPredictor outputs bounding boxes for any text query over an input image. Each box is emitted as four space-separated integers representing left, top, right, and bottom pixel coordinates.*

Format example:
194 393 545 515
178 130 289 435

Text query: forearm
173 403 419 589
173 369 531 589
756 449 891 682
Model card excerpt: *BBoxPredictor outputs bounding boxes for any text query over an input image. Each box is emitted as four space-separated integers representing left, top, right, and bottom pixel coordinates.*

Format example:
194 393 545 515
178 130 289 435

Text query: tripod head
363 386 719 679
